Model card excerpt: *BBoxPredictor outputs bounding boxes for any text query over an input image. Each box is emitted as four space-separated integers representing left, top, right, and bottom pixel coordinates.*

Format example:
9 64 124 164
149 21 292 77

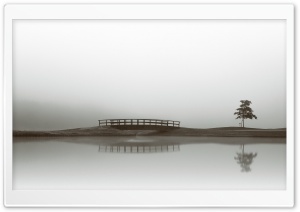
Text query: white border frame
4 4 294 207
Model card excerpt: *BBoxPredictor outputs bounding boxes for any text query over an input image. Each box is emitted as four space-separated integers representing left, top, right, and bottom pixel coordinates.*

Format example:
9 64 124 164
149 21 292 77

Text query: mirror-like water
13 136 286 190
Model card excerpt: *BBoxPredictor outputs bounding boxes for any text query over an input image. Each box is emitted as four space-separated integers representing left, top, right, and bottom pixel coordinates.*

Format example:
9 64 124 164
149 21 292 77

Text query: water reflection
98 144 180 153
234 144 258 172
13 137 286 189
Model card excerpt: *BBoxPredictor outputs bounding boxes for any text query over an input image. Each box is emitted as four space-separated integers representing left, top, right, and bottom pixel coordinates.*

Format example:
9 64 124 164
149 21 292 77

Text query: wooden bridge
98 119 180 129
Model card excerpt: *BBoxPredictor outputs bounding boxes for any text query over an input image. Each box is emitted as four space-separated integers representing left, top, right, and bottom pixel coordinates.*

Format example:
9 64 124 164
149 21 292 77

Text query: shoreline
13 126 286 138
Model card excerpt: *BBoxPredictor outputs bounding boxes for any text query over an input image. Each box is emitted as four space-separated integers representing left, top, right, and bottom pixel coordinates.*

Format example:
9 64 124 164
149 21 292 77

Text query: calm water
13 136 286 190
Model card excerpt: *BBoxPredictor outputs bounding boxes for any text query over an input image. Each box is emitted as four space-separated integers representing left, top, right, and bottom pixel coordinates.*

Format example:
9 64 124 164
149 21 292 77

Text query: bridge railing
98 119 180 127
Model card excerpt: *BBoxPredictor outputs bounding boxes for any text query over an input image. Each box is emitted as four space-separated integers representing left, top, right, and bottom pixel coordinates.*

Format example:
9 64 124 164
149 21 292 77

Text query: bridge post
106 120 107 126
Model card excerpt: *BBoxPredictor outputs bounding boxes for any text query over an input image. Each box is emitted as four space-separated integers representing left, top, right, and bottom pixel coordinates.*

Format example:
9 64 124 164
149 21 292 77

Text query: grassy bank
13 126 286 138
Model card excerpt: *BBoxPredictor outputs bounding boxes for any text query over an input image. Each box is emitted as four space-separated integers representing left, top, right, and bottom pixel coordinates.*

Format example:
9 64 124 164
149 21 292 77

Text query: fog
13 20 286 130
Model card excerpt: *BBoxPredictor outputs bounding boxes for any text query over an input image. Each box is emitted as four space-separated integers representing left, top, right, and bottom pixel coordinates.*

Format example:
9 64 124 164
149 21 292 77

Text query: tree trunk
242 110 245 128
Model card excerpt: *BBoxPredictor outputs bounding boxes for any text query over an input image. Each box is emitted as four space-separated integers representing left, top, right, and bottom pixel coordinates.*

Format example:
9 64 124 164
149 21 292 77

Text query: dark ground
13 126 286 138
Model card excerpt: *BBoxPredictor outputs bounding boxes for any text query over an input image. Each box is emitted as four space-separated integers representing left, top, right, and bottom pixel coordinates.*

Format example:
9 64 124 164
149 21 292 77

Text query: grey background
13 20 286 130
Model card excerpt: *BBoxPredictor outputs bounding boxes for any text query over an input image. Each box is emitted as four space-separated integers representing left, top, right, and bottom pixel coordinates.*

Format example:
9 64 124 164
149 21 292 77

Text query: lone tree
234 100 257 128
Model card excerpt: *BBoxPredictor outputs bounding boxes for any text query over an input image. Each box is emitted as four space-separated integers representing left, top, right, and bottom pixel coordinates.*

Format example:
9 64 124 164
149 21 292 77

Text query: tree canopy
234 100 257 128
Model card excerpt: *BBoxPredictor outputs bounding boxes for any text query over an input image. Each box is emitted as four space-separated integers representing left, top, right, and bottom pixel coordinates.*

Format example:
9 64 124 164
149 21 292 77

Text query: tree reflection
234 144 257 172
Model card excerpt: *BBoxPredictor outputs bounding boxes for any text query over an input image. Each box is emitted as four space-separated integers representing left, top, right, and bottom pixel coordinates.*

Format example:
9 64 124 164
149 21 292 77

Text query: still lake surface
13 136 286 190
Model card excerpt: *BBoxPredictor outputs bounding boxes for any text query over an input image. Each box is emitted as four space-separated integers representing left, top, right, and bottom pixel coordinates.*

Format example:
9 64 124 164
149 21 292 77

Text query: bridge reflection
98 144 180 153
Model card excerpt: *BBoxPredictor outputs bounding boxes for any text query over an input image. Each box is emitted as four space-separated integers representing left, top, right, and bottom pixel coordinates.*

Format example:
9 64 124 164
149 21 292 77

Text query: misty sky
13 20 286 130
